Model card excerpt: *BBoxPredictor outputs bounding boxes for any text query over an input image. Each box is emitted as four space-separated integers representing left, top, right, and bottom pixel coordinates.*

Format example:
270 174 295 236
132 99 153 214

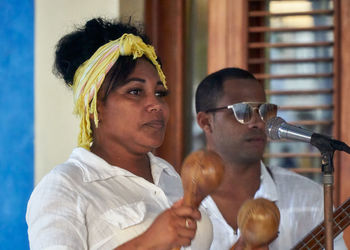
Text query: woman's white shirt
26 147 212 250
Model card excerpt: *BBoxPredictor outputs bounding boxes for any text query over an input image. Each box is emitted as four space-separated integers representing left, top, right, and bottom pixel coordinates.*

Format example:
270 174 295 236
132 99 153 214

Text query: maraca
181 149 225 207
173 149 225 250
231 198 280 250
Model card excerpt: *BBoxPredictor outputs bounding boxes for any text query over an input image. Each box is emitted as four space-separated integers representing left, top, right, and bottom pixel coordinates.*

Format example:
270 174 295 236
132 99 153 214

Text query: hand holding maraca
118 149 224 250
172 149 225 250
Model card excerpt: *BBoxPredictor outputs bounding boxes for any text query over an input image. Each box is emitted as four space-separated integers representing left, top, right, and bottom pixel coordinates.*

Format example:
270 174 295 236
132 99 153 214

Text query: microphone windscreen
265 116 285 140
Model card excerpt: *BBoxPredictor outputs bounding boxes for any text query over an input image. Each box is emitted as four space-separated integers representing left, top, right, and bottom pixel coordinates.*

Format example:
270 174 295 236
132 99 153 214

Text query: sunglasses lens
231 103 278 124
232 103 253 124
259 104 278 121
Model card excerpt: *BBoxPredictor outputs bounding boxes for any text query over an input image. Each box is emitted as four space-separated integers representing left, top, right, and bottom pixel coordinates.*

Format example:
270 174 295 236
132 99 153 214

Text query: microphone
265 117 350 154
265 116 314 143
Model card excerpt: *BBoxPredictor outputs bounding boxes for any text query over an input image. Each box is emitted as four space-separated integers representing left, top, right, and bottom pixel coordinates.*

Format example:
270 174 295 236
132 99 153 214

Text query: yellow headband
72 33 167 150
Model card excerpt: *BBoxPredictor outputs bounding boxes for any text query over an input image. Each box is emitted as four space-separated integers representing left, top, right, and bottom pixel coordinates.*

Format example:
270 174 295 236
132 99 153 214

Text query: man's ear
197 111 213 133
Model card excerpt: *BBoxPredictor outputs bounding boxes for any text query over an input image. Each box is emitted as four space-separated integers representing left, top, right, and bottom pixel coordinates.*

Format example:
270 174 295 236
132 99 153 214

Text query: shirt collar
254 161 278 202
201 162 279 213
147 152 179 185
69 147 177 182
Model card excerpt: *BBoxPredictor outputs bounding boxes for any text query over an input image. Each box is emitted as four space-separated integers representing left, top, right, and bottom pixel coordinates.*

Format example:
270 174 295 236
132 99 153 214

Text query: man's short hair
195 67 257 113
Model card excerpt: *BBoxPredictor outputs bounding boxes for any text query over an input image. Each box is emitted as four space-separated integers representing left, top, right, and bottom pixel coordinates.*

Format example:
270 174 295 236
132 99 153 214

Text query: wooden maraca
231 198 280 250
181 149 225 208
173 149 225 250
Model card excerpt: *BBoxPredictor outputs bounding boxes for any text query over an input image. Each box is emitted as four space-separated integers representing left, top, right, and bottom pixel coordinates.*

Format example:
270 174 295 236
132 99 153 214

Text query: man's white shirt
201 162 347 250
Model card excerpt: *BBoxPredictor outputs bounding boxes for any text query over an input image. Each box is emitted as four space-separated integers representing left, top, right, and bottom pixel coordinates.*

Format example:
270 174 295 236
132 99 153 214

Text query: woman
26 18 212 250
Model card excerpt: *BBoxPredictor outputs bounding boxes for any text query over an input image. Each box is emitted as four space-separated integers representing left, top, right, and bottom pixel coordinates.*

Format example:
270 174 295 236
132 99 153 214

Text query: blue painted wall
0 0 34 249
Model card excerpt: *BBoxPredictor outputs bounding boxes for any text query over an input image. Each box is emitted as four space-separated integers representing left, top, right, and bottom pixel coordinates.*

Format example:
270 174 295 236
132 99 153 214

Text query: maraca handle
171 187 196 250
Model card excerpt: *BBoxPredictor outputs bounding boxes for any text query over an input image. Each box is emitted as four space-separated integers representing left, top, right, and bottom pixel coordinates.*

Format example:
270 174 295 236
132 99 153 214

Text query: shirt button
154 191 157 195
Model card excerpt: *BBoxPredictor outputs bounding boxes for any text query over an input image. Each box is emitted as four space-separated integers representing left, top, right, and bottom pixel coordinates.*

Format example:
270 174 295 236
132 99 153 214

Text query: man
195 67 347 249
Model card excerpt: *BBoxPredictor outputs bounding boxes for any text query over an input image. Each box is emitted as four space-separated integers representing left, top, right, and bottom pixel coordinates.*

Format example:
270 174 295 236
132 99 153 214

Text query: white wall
119 0 144 23
35 0 120 183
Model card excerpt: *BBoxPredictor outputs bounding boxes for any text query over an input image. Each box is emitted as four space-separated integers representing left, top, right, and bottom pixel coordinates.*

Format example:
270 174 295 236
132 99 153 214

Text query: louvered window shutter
247 0 338 183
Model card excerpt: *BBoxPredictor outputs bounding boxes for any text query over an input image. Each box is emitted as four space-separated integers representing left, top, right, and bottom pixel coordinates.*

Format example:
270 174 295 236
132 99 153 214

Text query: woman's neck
91 143 154 183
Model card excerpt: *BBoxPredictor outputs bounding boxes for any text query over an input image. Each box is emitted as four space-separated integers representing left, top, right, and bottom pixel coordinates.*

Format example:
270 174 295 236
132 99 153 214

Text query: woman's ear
197 111 213 134
93 100 103 123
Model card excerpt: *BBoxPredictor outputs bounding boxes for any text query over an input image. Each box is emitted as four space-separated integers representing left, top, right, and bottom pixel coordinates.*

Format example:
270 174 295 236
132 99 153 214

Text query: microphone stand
267 116 350 249
310 134 350 250
321 152 334 250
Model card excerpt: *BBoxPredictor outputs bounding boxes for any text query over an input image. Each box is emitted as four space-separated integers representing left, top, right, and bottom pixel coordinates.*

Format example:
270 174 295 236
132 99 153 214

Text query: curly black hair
53 17 155 101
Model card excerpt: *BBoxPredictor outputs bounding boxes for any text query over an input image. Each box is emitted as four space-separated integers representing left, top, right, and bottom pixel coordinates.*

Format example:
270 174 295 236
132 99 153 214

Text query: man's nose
247 108 265 129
